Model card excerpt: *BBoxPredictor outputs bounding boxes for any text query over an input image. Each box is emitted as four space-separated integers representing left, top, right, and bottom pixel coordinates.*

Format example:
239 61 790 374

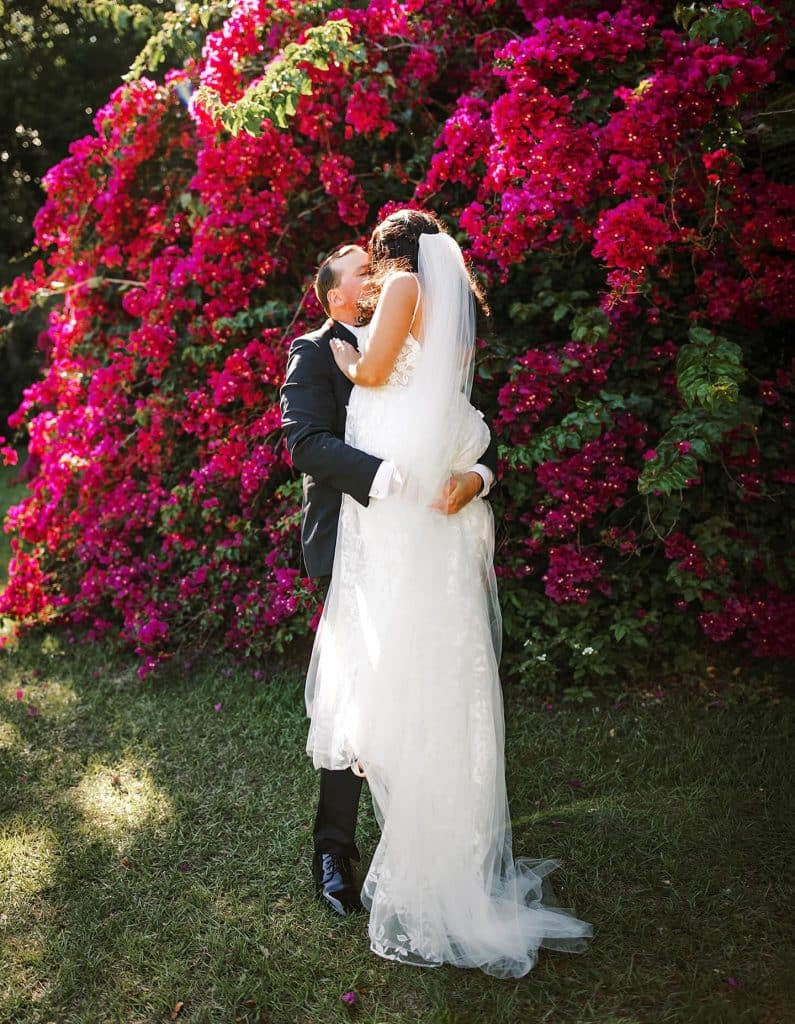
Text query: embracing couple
279 208 592 979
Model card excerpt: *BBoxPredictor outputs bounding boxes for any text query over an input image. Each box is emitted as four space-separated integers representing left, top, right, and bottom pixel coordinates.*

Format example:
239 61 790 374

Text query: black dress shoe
312 852 364 916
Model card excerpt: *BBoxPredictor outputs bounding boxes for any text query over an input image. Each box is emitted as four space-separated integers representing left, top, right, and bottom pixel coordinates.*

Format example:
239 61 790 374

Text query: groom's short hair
315 244 360 315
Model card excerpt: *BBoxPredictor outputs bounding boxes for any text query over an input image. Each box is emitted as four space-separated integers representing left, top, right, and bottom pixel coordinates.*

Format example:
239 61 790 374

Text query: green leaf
676 326 746 412
243 108 263 135
195 20 365 136
706 73 731 92
508 302 534 323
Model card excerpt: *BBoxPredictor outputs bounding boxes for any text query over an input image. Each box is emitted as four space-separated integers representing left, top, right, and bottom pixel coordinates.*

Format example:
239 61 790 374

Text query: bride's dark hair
371 208 442 270
356 208 490 322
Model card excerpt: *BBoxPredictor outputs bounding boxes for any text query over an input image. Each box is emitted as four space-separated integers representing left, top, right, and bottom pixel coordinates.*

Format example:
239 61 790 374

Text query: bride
304 208 593 978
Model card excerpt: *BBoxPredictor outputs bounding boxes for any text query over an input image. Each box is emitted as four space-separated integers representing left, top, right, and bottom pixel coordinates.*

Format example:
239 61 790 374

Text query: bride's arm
330 272 418 386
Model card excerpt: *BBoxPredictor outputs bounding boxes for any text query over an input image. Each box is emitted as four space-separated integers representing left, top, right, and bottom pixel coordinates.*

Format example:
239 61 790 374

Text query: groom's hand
430 471 483 515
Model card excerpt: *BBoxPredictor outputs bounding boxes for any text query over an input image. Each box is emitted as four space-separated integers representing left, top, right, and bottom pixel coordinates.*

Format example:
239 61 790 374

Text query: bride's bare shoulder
380 271 419 304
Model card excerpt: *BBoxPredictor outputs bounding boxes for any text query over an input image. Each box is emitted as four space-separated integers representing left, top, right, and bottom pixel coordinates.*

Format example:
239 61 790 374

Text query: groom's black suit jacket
279 318 499 579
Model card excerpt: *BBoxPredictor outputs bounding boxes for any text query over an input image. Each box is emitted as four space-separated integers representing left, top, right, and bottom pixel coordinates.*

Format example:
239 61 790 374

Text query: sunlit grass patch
0 716 22 751
0 820 60 904
64 755 175 846
2 675 78 714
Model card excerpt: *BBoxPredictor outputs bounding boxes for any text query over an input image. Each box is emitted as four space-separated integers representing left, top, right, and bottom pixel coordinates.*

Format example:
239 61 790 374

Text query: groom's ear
326 287 341 312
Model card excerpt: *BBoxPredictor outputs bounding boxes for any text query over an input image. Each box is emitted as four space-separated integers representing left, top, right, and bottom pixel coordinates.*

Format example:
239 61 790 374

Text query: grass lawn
0 632 792 1024
1 449 793 1022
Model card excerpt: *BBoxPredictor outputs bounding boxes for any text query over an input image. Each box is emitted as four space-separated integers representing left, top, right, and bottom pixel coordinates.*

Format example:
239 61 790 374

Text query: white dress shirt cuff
372 462 492 499
369 460 400 499
469 463 494 498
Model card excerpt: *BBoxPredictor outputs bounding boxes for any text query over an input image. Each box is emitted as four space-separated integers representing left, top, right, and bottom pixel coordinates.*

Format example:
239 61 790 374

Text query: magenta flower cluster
1 0 792 675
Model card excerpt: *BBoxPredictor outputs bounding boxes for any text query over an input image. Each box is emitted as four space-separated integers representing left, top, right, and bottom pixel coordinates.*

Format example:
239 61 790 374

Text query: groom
279 242 499 916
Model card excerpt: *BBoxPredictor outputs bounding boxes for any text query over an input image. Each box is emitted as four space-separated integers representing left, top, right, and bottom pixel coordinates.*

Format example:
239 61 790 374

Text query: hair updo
369 208 442 271
356 208 489 322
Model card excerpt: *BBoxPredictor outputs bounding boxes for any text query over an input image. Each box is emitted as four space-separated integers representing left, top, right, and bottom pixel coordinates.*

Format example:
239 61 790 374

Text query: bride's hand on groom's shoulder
330 337 358 380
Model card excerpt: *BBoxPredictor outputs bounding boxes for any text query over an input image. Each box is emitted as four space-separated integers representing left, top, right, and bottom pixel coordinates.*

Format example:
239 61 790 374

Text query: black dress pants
311 573 364 862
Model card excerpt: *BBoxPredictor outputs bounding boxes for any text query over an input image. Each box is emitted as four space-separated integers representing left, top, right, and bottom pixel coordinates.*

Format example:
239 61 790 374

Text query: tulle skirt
305 384 593 978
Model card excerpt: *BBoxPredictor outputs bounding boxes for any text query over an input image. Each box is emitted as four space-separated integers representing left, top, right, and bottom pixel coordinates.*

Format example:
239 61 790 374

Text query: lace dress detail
383 333 421 387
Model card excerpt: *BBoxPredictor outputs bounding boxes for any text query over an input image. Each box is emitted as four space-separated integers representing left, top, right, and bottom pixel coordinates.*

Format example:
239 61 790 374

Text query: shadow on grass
1 630 793 1024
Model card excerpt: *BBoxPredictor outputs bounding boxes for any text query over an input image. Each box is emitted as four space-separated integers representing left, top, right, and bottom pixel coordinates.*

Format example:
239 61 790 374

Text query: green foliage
48 0 161 34
675 2 764 46
214 301 294 333
570 306 611 344
45 1 231 81
502 394 622 472
0 0 163 429
751 80 795 182
637 400 759 496
124 2 231 80
676 325 746 412
195 19 367 134
636 326 753 496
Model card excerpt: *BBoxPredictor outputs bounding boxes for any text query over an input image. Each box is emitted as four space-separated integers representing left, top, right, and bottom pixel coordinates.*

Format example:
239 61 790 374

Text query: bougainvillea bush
1 0 793 687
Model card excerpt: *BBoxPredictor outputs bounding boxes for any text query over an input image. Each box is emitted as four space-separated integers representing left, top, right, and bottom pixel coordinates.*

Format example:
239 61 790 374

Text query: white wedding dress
304 305 593 977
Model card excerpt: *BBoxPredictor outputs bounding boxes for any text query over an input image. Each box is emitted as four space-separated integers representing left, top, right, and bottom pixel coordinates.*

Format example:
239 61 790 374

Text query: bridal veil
304 229 593 977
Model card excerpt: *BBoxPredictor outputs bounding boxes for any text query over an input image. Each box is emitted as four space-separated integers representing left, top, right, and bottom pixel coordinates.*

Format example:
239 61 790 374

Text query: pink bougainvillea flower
0 0 790 680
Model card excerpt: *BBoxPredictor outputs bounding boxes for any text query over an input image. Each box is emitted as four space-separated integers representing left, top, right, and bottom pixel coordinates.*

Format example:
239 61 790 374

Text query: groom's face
328 246 369 323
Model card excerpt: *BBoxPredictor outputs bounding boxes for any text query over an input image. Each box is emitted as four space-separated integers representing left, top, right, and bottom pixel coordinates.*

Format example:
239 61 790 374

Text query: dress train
305 339 593 977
